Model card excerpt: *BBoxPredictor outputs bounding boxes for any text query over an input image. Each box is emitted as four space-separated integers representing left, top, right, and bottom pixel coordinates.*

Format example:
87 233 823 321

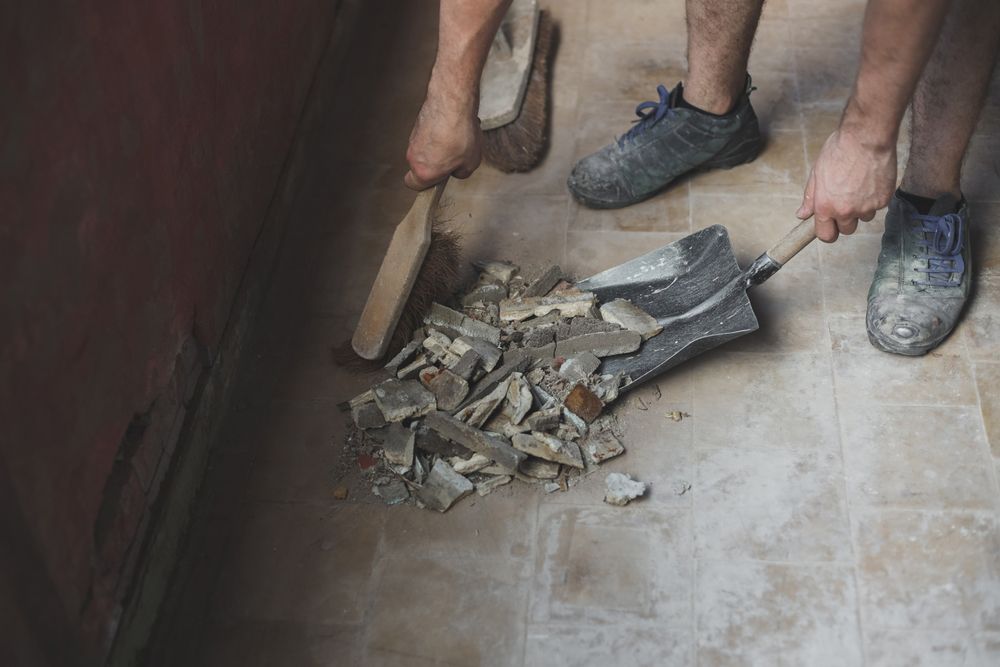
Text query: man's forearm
428 0 513 117
841 0 952 147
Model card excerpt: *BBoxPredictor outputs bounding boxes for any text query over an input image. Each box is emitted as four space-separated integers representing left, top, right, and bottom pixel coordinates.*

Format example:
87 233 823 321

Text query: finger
453 165 474 180
838 217 859 236
814 216 840 243
860 210 876 223
796 172 816 219
403 169 440 191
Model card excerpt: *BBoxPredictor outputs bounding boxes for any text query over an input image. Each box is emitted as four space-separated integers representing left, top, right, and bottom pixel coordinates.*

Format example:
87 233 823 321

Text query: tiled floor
163 1 1000 665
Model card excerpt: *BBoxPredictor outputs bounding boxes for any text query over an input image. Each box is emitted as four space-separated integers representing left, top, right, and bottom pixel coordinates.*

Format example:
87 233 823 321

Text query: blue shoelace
618 84 676 147
912 212 965 287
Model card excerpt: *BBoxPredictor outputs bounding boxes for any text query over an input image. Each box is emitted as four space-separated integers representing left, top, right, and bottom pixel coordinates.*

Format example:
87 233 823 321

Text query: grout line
968 362 1000 506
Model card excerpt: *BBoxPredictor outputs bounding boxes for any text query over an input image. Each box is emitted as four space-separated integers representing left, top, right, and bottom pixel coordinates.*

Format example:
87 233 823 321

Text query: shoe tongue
669 83 683 108
928 194 960 216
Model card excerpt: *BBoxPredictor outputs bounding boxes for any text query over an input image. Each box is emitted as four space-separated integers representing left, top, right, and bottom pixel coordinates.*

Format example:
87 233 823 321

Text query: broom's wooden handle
765 218 817 266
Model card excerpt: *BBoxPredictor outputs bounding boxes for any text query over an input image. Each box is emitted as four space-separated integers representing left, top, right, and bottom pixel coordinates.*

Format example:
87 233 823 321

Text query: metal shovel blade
576 225 758 390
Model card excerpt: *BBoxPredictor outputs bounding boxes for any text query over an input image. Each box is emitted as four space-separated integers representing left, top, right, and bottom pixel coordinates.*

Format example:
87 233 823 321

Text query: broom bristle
333 216 463 371
481 10 556 173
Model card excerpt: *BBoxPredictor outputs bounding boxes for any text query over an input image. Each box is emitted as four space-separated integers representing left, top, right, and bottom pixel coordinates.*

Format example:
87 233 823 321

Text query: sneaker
567 78 763 209
866 191 971 355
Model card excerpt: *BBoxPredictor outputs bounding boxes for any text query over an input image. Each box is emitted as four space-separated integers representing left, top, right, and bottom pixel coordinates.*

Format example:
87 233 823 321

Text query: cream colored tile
853 510 1000 630
696 560 863 666
581 42 688 104
364 556 527 667
211 503 385 625
565 230 686 277
817 233 881 315
531 505 692 625
569 186 691 233
690 352 840 452
690 129 807 197
839 405 996 511
694 448 851 561
865 629 987 667
583 0 687 44
962 276 1000 362
525 623 691 667
829 315 977 406
975 362 1000 458
794 48 860 109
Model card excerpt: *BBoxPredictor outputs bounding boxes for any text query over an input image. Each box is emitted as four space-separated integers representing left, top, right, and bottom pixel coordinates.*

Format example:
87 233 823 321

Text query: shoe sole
568 134 764 210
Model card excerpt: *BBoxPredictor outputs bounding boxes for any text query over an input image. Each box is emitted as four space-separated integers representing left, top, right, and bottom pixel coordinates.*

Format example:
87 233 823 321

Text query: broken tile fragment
476 474 512 496
564 384 603 423
397 353 431 379
348 389 376 409
373 379 436 422
426 303 502 345
524 408 561 432
351 401 386 430
554 330 642 358
474 260 518 283
373 479 410 505
424 410 526 473
523 265 563 298
580 430 625 465
333 486 349 500
382 422 415 468
505 373 534 424
457 354 531 410
449 453 493 474
519 457 561 479
454 377 511 428
449 349 481 381
414 426 471 458
499 290 597 322
543 482 562 493
559 351 601 382
594 373 623 403
422 369 469 411
385 340 422 374
599 299 663 340
512 432 584 469
422 329 454 359
462 283 507 306
556 317 622 339
449 336 502 372
415 460 474 512
480 464 511 475
604 473 647 506
522 326 556 349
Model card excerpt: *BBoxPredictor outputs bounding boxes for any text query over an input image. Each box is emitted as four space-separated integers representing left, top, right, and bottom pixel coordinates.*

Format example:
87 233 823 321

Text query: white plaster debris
604 473 647 506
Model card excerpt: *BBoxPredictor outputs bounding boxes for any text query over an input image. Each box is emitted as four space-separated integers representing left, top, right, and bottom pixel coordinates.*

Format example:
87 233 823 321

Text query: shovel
575 219 816 391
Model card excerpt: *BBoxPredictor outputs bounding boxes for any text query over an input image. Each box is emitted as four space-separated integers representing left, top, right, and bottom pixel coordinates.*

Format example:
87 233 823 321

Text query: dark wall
0 0 336 660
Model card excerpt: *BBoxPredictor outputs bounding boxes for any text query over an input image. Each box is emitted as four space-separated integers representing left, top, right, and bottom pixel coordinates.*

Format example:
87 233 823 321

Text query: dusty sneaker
567 79 763 209
866 192 971 355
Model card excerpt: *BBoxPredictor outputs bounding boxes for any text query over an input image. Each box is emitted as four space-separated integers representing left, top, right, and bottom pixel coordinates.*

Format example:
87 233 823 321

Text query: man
404 0 1000 355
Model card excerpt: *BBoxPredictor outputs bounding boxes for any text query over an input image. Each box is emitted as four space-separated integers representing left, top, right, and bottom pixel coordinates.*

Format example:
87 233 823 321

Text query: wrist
427 66 480 120
839 96 899 153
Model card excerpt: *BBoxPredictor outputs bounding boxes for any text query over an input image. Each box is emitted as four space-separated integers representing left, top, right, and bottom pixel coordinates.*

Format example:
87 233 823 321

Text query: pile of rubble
344 260 661 511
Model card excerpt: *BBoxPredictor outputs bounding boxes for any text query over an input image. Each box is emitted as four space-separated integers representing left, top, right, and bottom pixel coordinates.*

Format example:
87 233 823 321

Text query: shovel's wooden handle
765 218 817 266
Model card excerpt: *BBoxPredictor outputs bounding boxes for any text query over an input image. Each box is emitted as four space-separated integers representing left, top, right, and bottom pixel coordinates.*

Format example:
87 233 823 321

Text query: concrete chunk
500 291 597 322
476 474 512 497
599 299 663 340
426 303 502 345
382 422 415 468
385 340 422 373
373 379 436 422
512 432 584 469
559 351 602 381
416 460 474 512
373 479 410 505
519 457 561 479
454 377 511 428
604 473 647 506
449 336 502 372
448 453 492 474
554 330 642 358
581 430 625 465
564 384 603 423
420 368 469 412
424 410 526 473
351 401 387 430
457 354 531 411
414 426 471 458
524 408 561 432
448 349 481 381
523 265 563 298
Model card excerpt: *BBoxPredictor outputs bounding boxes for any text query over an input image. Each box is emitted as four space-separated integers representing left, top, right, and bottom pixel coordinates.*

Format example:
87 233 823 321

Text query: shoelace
912 212 965 287
618 84 676 147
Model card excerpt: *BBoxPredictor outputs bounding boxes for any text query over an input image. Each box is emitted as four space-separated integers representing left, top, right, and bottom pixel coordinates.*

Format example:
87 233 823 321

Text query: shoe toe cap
567 152 631 207
866 297 954 354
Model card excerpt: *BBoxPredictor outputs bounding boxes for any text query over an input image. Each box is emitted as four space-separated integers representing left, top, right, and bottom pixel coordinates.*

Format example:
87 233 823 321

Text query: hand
796 128 896 242
404 93 482 190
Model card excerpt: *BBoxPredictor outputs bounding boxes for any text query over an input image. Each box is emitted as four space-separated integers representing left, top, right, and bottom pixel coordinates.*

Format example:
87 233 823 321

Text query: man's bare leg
684 0 766 114
901 0 1000 200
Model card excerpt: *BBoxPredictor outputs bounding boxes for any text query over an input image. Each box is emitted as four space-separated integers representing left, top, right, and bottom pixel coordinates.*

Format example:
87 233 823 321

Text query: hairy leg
684 0 766 114
902 0 1000 199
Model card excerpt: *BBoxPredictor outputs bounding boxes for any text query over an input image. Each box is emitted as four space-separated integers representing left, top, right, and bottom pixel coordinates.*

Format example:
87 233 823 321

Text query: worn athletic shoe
567 79 763 209
866 192 971 355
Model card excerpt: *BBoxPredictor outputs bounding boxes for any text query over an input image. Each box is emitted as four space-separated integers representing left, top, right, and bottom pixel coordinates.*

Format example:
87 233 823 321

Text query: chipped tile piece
557 317 623 339
522 326 556 348
476 474 513 497
373 480 409 505
457 354 531 410
382 423 415 468
524 408 561 432
426 303 502 345
543 482 562 493
348 389 376 409
554 330 642 358
454 377 512 428
423 369 469 412
384 340 422 374
414 426 471 458
512 432 584 469
519 457 561 479
564 384 603 423
523 265 563 298
461 282 508 306
448 453 492 474
396 353 431 379
351 401 386 430
424 410 527 473
474 260 519 283
594 373 623 403
559 352 602 381
500 290 597 322
448 349 481 381
449 336 502 372
580 430 625 465
604 473 646 506
373 379 436 422
505 373 534 424
415 460 473 512
599 299 664 340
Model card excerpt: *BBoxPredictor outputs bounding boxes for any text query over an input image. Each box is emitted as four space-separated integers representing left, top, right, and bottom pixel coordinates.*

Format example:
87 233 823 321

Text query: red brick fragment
564 384 603 423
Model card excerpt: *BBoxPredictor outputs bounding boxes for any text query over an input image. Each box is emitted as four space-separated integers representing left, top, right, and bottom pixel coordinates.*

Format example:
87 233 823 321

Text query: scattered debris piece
426 303 502 345
458 355 531 409
604 473 647 506
455 377 512 428
373 480 409 505
476 474 513 497
523 265 563 298
599 299 664 340
416 460 474 512
449 349 481 381
333 486 349 500
512 432 584 469
500 290 597 322
449 453 493 475
450 336 502 372
415 426 471 458
543 482 562 493
422 368 469 411
580 430 625 465
519 457 561 480
462 282 507 306
351 401 386 430
554 330 642 358
559 351 601 382
564 384 604 423
673 480 692 496
524 407 560 431
666 411 690 422
397 353 431 380
374 379 436 422
382 423 415 468
424 410 526 473
474 260 519 283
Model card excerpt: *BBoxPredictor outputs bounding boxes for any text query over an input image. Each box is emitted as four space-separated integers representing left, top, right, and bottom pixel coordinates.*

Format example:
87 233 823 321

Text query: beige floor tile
864 628 999 667
569 186 691 234
695 559 863 666
524 623 692 667
839 405 996 511
729 265 829 353
828 315 977 407
962 276 1000 361
565 230 686 277
854 510 1000 630
583 0 687 44
690 129 807 197
690 352 840 452
211 503 385 626
694 447 851 562
531 504 692 626
972 202 1000 281
975 362 1000 458
817 233 881 315
363 556 527 667
795 48 860 109
580 42 688 104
